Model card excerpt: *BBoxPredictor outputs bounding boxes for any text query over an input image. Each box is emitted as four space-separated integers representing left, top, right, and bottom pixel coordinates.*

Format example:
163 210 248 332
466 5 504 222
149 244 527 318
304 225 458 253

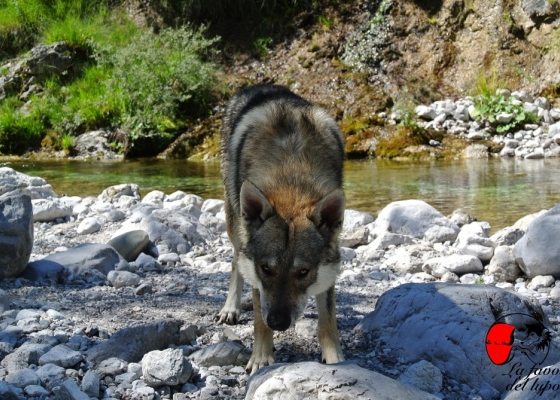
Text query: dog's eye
261 264 272 275
298 268 309 278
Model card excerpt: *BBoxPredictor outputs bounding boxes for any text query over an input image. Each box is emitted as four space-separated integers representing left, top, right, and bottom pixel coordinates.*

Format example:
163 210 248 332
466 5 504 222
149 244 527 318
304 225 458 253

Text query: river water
3 157 560 233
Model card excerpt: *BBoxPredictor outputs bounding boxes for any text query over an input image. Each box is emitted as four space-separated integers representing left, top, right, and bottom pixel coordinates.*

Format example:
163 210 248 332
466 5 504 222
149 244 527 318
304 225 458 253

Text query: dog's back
221 85 344 224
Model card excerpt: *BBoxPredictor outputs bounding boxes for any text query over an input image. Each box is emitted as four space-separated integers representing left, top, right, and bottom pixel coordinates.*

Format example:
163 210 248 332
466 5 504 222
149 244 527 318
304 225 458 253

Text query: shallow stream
4 157 560 233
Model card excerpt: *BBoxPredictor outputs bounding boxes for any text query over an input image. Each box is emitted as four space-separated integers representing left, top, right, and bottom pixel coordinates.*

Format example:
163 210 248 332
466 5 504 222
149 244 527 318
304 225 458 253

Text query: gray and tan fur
216 85 345 374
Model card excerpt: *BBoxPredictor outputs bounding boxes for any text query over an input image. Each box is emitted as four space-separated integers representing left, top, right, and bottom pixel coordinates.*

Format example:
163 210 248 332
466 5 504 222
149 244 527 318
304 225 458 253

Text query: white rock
513 204 560 278
201 199 224 215
372 200 459 243
142 190 166 207
423 254 483 277
32 198 73 222
76 217 101 235
525 147 545 159
511 90 533 103
246 361 439 399
142 348 192 387
340 247 357 262
527 275 555 291
398 360 443 394
415 105 438 120
486 245 521 282
107 270 141 288
343 209 374 230
496 112 514 123
455 222 496 261
0 167 58 200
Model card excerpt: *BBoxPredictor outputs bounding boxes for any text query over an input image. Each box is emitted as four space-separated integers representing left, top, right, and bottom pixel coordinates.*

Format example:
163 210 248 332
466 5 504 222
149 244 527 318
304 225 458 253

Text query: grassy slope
0 0 221 157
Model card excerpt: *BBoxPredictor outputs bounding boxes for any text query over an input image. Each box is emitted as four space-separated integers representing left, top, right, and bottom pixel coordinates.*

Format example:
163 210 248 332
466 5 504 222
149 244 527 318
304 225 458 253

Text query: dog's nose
267 311 291 331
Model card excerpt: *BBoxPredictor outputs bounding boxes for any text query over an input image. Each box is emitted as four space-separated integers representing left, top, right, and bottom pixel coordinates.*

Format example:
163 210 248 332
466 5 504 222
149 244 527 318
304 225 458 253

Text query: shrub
93 25 220 156
0 97 44 154
472 94 537 134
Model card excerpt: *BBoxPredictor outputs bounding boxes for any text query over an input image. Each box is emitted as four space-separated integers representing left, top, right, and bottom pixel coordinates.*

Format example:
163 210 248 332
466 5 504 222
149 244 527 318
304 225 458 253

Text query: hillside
1 0 560 159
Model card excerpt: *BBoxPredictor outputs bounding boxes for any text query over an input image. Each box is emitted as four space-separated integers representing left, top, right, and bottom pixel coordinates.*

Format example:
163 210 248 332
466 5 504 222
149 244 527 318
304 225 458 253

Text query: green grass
0 0 220 157
0 97 44 154
0 0 120 58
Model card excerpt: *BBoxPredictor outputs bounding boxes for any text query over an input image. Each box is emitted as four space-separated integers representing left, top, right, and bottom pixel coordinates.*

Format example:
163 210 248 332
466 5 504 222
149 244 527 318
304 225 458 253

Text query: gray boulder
339 226 369 248
115 208 214 255
23 42 73 77
4 368 41 388
385 245 430 275
142 348 192 388
0 167 57 200
398 360 443 394
201 199 224 215
455 222 496 261
73 129 122 160
486 246 521 282
356 283 560 392
86 319 182 365
23 243 125 283
490 227 524 247
32 198 73 222
38 344 83 368
422 254 483 277
343 209 374 230
57 378 90 400
76 217 101 235
107 230 149 262
107 270 141 288
0 382 22 400
372 200 459 243
188 341 250 367
0 195 33 279
1 343 51 374
246 361 439 399
513 204 560 278
36 363 66 390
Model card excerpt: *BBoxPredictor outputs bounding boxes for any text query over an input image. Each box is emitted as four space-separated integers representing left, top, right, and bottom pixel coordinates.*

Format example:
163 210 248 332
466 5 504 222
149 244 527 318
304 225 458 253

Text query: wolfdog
216 84 345 374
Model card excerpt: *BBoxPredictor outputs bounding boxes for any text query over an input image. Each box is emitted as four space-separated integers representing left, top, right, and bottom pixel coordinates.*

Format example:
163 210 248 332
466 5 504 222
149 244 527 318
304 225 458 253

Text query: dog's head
236 180 344 331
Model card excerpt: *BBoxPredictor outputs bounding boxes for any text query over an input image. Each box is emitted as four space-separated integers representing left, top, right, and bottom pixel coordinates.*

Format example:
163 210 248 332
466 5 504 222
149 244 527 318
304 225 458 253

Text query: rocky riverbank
1 166 560 399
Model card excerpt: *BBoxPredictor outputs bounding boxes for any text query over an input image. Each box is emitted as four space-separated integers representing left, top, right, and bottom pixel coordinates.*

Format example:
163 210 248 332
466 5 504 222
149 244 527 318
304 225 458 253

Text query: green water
3 157 560 232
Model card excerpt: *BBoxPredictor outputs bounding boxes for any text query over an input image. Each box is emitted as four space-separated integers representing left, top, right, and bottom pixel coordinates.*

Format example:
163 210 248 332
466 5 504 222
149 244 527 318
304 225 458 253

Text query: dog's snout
267 310 291 331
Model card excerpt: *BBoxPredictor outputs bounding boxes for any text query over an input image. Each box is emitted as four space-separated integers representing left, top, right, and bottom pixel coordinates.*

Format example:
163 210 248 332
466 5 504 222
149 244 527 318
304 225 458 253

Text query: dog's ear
240 181 274 227
310 189 345 235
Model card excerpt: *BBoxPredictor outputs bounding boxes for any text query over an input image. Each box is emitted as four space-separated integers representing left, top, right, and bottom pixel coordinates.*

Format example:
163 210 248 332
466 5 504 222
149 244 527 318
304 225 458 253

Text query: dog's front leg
216 252 244 325
317 285 344 363
246 287 274 375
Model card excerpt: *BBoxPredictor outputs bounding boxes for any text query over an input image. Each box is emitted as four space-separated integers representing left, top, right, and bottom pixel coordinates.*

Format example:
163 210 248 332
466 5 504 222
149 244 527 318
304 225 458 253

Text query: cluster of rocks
1 166 560 399
412 89 560 159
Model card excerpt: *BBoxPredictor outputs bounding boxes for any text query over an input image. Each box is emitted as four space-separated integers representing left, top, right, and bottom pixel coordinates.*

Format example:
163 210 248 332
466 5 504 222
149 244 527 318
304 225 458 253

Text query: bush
0 97 44 154
93 25 220 156
471 94 538 134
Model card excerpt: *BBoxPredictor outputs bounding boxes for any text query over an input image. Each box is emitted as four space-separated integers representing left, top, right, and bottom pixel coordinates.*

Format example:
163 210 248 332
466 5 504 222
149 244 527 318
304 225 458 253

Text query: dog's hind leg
216 252 244 325
246 287 275 375
317 285 344 364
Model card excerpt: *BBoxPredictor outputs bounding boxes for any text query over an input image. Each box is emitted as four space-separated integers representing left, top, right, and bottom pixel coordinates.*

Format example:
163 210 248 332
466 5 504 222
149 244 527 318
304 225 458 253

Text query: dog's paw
246 352 275 375
214 308 241 325
321 346 345 364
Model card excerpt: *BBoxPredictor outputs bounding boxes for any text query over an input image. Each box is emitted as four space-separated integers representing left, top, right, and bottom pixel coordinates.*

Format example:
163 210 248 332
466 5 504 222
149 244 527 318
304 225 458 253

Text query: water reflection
3 157 560 232
345 158 560 231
